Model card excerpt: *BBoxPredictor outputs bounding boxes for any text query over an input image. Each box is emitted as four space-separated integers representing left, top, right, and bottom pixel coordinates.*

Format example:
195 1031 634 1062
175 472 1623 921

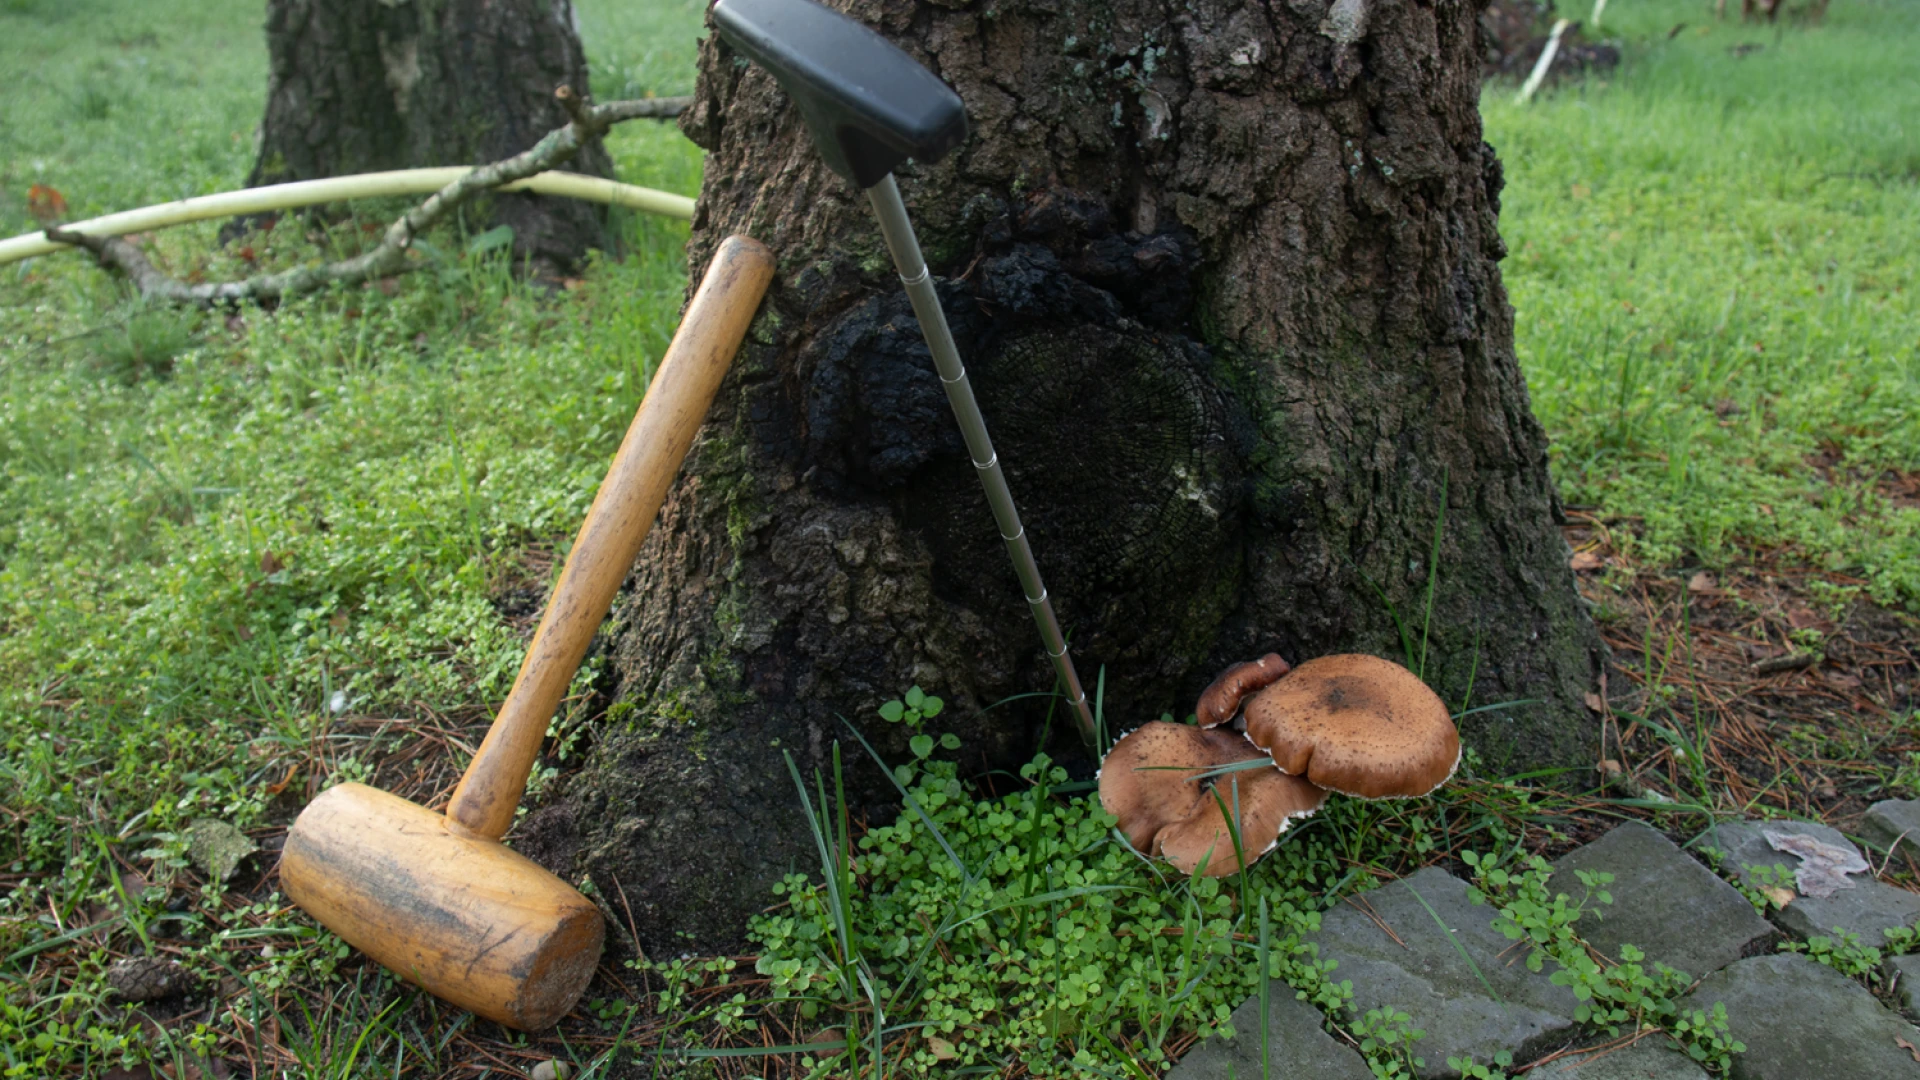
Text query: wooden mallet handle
446 235 775 840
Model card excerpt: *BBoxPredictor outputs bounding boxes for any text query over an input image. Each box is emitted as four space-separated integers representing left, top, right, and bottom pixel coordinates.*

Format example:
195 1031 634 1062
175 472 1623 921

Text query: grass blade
1400 879 1505 1011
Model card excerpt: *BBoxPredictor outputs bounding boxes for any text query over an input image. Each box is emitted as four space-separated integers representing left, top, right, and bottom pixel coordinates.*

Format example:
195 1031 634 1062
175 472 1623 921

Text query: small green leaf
878 700 906 722
905 685 925 708
939 732 961 750
910 734 934 759
922 695 945 717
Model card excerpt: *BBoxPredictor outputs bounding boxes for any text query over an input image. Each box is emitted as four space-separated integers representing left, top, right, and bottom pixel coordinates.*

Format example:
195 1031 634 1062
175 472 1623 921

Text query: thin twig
48 88 690 306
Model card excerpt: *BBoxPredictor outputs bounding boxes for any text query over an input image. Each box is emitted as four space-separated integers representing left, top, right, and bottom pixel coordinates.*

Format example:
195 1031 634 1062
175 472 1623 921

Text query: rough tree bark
246 0 612 271
538 0 1606 955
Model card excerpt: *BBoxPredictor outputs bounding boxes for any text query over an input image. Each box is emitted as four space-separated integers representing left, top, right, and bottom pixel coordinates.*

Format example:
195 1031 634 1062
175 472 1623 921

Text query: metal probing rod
866 175 1097 748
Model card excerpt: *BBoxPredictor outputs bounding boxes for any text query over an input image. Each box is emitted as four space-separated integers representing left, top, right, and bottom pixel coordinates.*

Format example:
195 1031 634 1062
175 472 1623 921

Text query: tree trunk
550 0 1605 956
246 0 612 271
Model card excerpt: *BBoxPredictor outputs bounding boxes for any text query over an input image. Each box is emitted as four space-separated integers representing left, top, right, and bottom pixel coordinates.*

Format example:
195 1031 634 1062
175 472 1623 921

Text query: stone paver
1695 820 1920 948
1164 982 1372 1080
1863 799 1920 865
1311 867 1578 1079
1552 822 1772 979
1530 1040 1711 1079
1682 952 1920 1079
1885 953 1920 1024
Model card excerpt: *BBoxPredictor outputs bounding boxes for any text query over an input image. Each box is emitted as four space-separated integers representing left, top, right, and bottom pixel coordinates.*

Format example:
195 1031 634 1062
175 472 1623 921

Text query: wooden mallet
280 236 776 1031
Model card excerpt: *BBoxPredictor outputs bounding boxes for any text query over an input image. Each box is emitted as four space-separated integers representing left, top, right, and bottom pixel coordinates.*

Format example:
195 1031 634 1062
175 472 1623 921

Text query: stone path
1683 953 1920 1079
1169 804 1920 1079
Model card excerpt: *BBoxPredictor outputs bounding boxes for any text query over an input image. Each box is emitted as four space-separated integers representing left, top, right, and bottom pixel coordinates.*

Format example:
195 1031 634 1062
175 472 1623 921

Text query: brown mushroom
1153 765 1326 878
1194 652 1291 727
1241 653 1460 800
1098 721 1327 877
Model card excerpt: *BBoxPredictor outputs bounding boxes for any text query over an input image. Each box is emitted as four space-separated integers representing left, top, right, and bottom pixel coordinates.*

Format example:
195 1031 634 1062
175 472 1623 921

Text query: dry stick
45 89 686 306
1516 19 1572 104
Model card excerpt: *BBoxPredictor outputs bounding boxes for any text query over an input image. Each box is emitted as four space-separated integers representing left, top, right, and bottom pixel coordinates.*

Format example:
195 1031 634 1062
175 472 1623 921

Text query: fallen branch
42 89 692 306
1515 19 1571 104
1 168 693 267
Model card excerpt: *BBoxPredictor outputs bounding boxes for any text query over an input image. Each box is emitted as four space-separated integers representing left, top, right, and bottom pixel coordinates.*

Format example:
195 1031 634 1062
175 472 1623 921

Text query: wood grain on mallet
446 236 775 841
282 782 604 1030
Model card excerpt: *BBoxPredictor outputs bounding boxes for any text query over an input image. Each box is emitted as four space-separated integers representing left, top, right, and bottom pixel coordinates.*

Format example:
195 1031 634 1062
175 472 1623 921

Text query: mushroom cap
1194 653 1291 728
1098 721 1327 878
1242 653 1460 800
1153 765 1326 878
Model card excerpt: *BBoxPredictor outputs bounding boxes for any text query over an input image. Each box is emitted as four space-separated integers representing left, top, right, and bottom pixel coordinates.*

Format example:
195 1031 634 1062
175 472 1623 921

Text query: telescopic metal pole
865 175 1097 747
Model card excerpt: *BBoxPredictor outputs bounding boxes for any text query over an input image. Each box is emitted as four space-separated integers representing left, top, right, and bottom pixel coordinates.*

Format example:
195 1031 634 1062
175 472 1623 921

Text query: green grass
0 0 702 1073
1486 0 1920 606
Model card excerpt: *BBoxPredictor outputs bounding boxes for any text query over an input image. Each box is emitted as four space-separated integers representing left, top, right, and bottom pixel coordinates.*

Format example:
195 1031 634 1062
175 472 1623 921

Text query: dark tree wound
549 0 1605 955
248 0 611 271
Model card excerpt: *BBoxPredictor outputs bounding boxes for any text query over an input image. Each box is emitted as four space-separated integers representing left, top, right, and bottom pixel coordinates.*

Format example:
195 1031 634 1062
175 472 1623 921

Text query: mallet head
280 783 602 1031
713 0 967 188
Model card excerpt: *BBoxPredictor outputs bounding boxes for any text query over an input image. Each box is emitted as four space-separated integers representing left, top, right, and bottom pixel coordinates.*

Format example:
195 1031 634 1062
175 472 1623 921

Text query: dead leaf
260 551 285 576
1764 828 1869 899
1687 572 1715 593
1759 885 1794 909
27 183 68 224
1898 1037 1920 1064
927 1035 959 1061
1788 608 1823 630
1824 670 1862 690
1569 550 1605 571
1584 691 1606 713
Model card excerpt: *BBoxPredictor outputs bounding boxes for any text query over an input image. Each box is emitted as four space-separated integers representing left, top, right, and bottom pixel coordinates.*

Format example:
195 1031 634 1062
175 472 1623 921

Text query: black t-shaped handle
712 0 968 189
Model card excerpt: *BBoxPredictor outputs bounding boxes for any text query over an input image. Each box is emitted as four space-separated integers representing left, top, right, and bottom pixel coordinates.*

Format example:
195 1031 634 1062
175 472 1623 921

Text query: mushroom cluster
1098 653 1460 878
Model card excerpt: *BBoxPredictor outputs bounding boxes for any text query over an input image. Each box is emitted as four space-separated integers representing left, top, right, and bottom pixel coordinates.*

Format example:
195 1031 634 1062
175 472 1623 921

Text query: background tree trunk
544 0 1605 956
246 0 612 271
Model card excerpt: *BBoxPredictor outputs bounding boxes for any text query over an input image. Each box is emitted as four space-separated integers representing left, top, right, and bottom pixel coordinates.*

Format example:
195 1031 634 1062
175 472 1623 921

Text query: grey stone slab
1530 1040 1711 1080
1311 867 1578 1079
1863 799 1920 864
1682 952 1920 1079
1885 953 1920 1024
1695 820 1920 948
1165 982 1372 1080
1552 822 1773 979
